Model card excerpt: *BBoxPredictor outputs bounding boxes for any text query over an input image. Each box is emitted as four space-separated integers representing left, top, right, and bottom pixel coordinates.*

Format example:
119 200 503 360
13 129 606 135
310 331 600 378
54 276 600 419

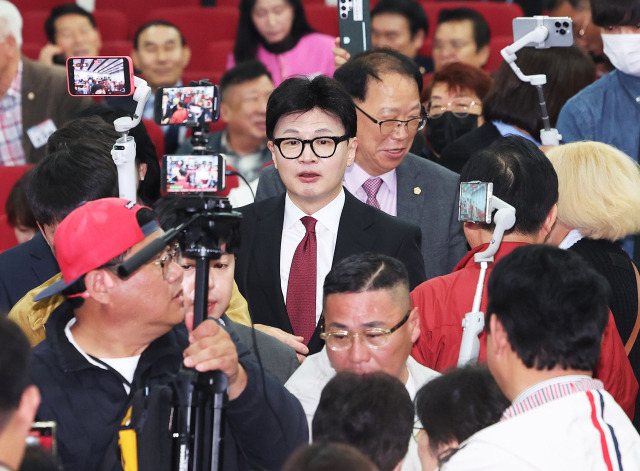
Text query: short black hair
415 365 509 460
487 244 611 371
437 8 491 50
0 318 31 429
266 75 356 140
27 136 119 226
220 59 273 97
323 252 409 303
45 3 96 44
460 136 558 236
5 171 36 230
334 48 423 102
591 0 640 27
282 442 378 471
371 0 429 38
312 372 414 471
133 20 186 50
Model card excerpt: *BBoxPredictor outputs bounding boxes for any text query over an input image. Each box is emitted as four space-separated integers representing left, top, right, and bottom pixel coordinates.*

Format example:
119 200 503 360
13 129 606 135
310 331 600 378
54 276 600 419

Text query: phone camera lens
563 21 569 28
559 28 566 35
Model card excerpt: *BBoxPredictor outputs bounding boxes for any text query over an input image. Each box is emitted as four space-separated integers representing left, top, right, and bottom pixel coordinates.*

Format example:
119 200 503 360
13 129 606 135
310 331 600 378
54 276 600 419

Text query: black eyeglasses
355 105 426 135
272 135 350 159
320 309 411 351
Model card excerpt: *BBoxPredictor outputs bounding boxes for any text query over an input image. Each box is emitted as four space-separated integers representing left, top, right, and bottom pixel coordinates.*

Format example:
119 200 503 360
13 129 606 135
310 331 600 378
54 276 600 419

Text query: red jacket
411 241 639 419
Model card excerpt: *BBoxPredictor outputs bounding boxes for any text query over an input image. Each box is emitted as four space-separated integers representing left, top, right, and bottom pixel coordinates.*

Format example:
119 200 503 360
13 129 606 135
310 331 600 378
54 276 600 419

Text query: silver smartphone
338 0 371 57
459 181 493 224
512 16 574 48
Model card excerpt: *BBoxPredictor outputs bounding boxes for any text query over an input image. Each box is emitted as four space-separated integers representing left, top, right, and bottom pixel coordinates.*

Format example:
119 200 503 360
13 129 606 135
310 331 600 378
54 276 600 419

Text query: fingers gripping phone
67 56 134 96
338 0 371 57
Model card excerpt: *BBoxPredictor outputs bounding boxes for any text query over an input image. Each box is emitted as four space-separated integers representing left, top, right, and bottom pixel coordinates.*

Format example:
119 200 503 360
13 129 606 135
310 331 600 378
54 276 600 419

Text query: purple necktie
362 177 383 209
286 216 317 344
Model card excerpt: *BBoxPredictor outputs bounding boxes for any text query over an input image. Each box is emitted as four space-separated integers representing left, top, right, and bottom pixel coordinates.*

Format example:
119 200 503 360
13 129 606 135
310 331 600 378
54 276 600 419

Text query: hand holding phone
67 56 134 96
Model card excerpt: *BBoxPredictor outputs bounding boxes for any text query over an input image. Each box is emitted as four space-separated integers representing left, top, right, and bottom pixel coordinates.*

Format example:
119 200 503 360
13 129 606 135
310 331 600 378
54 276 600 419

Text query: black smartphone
154 85 221 127
338 0 371 57
162 154 226 194
67 56 134 96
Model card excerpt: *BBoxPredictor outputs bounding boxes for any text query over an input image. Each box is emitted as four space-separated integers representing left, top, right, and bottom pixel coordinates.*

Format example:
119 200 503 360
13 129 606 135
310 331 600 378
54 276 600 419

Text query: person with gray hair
0 1 90 165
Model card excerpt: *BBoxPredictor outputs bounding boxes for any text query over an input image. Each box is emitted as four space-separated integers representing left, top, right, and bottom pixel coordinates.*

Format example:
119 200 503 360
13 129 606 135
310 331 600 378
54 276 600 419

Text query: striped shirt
0 61 25 165
502 375 604 420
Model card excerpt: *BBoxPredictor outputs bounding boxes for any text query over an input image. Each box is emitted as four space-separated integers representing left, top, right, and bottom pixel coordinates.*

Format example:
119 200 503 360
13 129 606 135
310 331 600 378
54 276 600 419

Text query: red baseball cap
34 198 160 301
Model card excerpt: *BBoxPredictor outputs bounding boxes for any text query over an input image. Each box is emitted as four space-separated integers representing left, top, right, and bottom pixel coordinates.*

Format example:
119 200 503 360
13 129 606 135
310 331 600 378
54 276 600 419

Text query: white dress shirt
280 189 345 324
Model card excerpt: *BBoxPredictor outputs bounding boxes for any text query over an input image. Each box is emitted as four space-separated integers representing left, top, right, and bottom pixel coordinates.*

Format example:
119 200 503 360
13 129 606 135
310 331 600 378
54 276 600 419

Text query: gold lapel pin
414 187 422 195
27 92 35 100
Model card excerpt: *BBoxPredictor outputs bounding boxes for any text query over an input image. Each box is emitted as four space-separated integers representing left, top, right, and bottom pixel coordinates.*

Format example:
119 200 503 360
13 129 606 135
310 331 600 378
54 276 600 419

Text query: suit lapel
253 195 292 331
395 154 424 220
333 191 377 265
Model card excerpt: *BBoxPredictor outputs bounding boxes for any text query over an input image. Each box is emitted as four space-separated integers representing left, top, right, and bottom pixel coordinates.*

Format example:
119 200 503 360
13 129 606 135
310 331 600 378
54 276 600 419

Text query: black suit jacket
438 121 502 174
234 190 426 354
0 232 59 315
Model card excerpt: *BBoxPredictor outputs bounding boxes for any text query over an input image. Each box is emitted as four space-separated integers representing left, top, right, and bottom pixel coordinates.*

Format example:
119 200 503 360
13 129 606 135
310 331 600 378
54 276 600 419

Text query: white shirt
280 189 345 323
558 228 584 250
343 162 398 216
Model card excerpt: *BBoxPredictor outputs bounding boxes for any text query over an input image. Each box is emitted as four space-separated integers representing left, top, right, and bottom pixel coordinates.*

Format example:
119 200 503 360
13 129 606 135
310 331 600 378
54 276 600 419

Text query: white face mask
602 33 640 76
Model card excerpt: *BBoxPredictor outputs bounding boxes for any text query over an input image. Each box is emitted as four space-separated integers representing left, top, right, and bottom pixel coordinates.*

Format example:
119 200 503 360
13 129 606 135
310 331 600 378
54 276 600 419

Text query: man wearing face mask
557 0 640 261
422 62 492 166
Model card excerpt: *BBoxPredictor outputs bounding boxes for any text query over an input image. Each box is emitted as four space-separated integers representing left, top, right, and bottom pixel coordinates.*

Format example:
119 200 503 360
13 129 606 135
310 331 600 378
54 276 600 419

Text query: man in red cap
30 197 308 471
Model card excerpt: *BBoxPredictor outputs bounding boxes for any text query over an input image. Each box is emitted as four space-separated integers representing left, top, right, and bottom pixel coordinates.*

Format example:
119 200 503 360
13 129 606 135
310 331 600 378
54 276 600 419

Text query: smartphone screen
67 56 133 96
163 154 226 194
155 85 219 126
27 421 57 457
459 181 493 223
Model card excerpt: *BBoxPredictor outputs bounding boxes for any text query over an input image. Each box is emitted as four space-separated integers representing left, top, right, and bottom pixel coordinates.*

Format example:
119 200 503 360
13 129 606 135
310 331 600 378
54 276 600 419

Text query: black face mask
426 112 478 156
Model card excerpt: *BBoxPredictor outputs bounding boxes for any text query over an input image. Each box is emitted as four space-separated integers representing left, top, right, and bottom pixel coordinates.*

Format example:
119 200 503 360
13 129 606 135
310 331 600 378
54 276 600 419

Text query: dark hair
134 20 186 50
323 252 409 302
0 318 31 429
424 61 492 103
45 3 96 44
334 48 423 102
75 105 162 206
460 136 558 235
266 75 357 139
220 59 273 97
415 366 509 460
591 0 640 27
233 0 314 63
437 8 491 50
5 172 36 230
312 372 414 471
282 442 379 471
27 138 119 226
482 46 594 141
487 244 611 371
371 0 429 38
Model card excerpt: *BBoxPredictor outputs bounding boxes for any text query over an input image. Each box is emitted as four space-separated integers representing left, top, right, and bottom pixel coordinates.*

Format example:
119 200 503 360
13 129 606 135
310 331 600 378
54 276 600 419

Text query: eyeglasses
427 99 480 118
150 243 182 280
272 135 350 159
355 105 426 135
412 423 424 443
320 309 411 351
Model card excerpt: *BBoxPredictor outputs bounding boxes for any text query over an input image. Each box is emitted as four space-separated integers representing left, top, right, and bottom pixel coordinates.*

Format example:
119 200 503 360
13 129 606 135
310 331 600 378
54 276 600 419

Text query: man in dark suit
236 75 426 358
256 49 467 280
0 2 90 165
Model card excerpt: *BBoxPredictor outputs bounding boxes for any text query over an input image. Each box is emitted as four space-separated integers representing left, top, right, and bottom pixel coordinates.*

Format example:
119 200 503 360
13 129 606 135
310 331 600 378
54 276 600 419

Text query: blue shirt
557 69 640 258
557 70 640 160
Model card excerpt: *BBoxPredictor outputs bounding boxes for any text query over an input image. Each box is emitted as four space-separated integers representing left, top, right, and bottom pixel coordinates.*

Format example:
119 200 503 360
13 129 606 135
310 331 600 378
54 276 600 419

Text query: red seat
94 0 201 39
21 42 41 61
304 5 339 37
100 40 134 57
13 0 67 13
22 10 48 45
0 214 17 253
201 40 235 76
421 1 523 39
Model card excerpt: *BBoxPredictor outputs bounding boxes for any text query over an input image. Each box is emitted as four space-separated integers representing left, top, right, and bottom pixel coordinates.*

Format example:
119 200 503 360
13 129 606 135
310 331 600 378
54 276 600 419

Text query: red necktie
286 216 317 345
362 177 383 209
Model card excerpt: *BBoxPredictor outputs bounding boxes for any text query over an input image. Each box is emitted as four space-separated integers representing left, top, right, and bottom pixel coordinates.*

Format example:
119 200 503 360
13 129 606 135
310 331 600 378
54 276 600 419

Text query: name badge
26 119 57 149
